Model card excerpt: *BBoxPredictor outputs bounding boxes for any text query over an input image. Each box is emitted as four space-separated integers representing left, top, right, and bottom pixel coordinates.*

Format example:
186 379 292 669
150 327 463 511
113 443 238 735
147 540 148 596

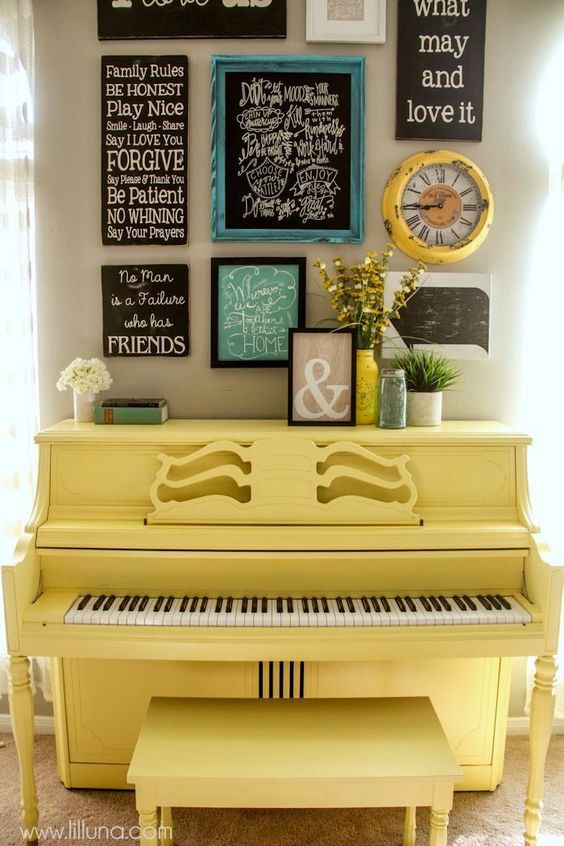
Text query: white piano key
506 595 532 624
79 595 101 625
99 596 119 624
64 596 87 624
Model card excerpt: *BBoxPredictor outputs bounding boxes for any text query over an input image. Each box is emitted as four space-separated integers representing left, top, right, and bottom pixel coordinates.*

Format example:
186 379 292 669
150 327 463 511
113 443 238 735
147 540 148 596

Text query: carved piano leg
7 656 38 846
524 654 558 846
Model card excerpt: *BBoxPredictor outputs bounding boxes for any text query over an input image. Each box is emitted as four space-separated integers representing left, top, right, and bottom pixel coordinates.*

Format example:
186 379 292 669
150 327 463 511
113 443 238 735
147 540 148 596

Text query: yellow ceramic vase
355 349 379 425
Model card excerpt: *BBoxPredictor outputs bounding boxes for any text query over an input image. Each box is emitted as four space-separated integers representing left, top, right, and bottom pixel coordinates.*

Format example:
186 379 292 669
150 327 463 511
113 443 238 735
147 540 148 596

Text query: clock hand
403 202 445 211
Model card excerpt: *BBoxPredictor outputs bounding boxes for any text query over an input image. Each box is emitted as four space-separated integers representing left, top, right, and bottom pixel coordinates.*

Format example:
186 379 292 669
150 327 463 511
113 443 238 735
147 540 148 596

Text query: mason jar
377 368 407 429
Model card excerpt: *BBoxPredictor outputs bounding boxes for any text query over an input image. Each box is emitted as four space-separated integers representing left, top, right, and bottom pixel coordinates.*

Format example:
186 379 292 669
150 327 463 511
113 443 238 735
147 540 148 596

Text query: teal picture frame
211 55 365 243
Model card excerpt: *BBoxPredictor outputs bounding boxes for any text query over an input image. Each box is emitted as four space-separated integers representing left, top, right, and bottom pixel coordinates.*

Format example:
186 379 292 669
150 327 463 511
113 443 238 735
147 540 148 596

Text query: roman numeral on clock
419 172 431 186
406 214 421 228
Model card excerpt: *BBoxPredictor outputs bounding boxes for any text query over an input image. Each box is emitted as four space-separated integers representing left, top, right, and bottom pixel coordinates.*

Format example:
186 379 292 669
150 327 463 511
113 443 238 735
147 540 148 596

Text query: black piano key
276 597 283 614
215 597 223 613
78 594 91 610
361 596 370 613
251 596 258 614
380 597 391 613
302 597 309 613
118 595 131 612
395 596 407 612
241 597 249 614
429 596 441 612
336 597 345 613
321 597 329 613
463 594 477 611
346 596 355 613
438 595 451 612
164 596 174 613
180 596 189 613
487 594 502 610
406 597 417 613
226 596 233 613
103 595 116 611
496 594 512 610
93 595 106 611
262 597 268 614
139 595 149 611
419 596 432 612
129 595 140 612
453 595 467 611
312 597 319 613
154 595 164 613
370 596 380 612
287 597 294 614
477 594 492 610
200 596 208 613
190 596 199 612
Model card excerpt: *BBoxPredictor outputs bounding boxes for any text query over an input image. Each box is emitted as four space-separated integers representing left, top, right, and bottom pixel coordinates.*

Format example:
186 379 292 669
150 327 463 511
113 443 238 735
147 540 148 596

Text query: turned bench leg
8 656 39 846
160 807 173 846
403 806 416 846
139 809 159 845
429 809 449 846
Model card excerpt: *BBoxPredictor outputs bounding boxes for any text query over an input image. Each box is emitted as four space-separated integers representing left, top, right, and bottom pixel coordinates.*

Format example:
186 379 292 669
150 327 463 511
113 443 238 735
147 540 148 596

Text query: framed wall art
211 55 365 243
306 0 386 44
98 0 287 40
211 257 305 367
288 329 356 426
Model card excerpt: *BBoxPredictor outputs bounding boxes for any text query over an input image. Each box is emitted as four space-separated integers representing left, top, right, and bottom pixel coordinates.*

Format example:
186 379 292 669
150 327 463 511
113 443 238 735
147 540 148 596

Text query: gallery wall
34 0 562 429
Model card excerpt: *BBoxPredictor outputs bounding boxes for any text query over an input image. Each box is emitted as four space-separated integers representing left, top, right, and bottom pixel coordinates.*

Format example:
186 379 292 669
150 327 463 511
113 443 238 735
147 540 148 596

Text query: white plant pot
406 391 443 427
73 390 96 423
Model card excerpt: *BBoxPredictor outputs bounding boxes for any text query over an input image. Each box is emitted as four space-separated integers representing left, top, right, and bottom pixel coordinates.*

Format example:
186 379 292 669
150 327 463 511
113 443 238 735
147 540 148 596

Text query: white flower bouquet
56 358 113 395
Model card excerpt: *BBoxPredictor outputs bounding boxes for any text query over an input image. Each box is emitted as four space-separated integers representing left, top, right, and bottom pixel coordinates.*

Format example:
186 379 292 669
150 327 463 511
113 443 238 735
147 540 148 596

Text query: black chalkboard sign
396 0 486 141
211 56 365 243
98 0 286 41
101 56 188 245
102 264 189 356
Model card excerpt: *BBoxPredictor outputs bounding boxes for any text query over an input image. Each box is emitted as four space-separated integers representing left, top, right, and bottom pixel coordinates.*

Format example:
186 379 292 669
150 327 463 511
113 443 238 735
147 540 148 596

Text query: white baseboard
1 713 563 738
0 714 55 735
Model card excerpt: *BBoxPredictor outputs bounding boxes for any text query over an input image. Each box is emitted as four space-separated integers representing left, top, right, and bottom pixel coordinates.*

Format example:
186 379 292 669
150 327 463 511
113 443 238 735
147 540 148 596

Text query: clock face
401 163 483 247
382 151 494 264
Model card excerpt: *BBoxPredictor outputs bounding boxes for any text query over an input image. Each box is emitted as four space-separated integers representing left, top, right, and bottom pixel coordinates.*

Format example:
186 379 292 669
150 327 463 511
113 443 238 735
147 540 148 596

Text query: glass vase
355 349 379 425
73 390 96 423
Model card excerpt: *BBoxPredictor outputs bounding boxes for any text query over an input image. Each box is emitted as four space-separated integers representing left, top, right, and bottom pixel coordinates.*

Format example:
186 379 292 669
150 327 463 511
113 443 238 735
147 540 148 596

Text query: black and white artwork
383 272 491 359
101 55 188 246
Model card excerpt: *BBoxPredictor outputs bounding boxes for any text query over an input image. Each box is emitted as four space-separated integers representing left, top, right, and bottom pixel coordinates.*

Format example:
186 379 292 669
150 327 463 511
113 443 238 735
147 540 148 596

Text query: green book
93 404 168 425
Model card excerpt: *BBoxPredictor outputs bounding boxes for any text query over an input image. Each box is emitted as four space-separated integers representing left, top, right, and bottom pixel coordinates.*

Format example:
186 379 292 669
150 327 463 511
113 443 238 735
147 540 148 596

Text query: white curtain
0 0 38 695
518 35 564 719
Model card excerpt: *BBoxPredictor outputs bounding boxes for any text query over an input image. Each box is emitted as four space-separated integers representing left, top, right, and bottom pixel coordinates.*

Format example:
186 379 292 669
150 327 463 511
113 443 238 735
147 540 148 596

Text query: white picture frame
306 0 386 44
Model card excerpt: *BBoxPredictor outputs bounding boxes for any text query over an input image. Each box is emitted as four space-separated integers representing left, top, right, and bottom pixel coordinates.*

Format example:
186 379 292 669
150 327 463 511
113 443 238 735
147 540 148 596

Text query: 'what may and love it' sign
396 0 487 141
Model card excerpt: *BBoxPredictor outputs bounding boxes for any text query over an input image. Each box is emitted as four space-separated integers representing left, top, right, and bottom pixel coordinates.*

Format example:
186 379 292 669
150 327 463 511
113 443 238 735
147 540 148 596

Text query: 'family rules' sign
97 0 286 40
102 264 189 356
102 56 188 245
396 0 487 141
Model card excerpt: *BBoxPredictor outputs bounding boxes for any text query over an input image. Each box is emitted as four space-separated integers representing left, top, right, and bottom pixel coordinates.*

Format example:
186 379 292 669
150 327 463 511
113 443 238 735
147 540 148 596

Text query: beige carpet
0 734 563 845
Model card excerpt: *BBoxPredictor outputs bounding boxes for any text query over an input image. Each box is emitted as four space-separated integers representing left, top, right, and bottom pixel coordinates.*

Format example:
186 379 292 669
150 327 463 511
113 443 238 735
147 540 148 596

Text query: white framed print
306 0 386 44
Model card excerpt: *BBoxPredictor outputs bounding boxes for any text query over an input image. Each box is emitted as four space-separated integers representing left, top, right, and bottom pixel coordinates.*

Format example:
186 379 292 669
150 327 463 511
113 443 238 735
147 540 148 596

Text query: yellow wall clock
382 150 494 264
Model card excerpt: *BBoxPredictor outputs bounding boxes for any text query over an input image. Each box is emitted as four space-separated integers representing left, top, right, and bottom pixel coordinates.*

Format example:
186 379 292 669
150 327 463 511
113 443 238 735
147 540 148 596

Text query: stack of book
93 398 168 425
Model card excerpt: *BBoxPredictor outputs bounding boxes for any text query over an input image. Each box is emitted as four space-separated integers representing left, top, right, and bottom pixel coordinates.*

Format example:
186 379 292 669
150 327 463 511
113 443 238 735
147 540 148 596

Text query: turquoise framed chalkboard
211 257 306 367
211 55 365 242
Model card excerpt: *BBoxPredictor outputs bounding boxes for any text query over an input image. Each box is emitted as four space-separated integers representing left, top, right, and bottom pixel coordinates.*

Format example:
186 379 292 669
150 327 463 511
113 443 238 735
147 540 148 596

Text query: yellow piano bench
127 696 462 846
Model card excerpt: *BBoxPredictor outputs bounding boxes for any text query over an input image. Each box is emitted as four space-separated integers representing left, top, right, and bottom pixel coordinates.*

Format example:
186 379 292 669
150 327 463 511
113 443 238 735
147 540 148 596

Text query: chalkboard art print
211 257 305 367
211 55 365 242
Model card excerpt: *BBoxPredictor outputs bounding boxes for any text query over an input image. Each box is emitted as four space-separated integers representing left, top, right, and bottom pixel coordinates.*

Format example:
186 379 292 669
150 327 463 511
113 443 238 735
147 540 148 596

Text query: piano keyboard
64 593 532 627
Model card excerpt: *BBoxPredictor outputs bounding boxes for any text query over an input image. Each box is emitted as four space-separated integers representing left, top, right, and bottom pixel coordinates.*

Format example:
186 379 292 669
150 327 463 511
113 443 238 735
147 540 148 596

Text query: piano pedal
257 661 307 699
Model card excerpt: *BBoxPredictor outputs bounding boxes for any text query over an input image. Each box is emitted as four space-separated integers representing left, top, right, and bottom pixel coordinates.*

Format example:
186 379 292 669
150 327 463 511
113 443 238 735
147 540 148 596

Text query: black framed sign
288 329 356 425
396 0 486 141
101 55 188 245
211 257 305 367
102 264 189 356
211 55 365 242
98 0 287 41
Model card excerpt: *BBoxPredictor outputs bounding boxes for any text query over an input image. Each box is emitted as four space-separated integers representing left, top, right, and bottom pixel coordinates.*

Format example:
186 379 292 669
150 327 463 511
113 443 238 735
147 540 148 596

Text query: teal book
93 405 168 425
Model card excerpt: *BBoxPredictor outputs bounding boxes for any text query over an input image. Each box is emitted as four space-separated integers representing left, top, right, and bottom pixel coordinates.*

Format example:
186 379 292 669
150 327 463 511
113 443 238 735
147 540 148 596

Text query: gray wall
25 1 563 720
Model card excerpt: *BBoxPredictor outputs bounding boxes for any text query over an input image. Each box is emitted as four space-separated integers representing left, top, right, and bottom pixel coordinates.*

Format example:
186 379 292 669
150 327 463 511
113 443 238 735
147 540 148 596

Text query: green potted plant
390 348 461 426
